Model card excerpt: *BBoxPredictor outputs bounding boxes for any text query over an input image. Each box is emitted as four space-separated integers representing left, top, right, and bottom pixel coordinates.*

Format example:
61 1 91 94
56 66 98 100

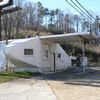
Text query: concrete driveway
45 67 100 100
0 77 57 100
0 67 100 100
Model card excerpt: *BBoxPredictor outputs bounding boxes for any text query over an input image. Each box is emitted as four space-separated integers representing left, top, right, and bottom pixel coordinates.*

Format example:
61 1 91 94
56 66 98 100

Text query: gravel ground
45 67 100 100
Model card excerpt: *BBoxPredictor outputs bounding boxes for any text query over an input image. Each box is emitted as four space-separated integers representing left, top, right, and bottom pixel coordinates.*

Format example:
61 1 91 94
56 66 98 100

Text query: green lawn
0 72 41 84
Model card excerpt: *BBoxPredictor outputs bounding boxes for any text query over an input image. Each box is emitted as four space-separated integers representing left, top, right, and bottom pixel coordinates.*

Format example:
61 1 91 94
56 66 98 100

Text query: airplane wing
40 32 97 43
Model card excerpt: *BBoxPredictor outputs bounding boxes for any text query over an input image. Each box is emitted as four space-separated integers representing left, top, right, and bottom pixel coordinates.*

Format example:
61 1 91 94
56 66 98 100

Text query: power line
65 0 95 34
71 0 94 22
75 0 96 21
65 0 89 19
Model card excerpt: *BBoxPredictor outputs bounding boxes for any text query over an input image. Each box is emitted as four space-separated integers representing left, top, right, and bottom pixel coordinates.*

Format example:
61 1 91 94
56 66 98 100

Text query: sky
28 0 100 15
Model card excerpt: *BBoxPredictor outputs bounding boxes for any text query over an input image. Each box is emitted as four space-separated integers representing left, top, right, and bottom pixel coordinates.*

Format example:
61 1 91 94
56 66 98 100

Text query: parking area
0 67 100 100
45 67 100 100
0 77 57 100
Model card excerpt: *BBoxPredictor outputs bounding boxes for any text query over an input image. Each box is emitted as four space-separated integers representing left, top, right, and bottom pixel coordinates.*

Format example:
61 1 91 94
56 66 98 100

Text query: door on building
51 52 56 72
53 53 56 71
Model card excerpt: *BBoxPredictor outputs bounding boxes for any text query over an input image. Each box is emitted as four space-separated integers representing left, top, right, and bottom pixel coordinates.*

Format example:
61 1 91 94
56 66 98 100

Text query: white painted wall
6 37 43 68
40 41 71 72
6 37 72 73
41 42 52 71
55 44 71 70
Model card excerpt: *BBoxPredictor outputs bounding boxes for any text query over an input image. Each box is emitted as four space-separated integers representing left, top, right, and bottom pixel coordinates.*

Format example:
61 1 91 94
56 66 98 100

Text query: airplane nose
5 45 14 58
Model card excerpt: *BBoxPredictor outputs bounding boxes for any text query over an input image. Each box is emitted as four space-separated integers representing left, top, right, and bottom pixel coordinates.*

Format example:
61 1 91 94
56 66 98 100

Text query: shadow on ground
44 67 100 87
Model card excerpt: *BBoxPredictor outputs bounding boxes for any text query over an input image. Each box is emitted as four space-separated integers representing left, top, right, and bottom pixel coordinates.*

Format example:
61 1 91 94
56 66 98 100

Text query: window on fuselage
44 50 49 58
57 53 61 58
24 49 33 55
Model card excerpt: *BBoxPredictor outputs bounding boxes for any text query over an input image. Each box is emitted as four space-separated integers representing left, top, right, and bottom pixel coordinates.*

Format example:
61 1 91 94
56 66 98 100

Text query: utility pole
0 0 13 41
0 7 2 41
96 16 100 36
0 0 22 72
0 0 3 41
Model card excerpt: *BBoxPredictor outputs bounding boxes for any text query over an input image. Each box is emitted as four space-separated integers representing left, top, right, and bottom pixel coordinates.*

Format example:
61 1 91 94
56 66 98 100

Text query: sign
0 0 13 8
0 6 22 15
0 0 3 2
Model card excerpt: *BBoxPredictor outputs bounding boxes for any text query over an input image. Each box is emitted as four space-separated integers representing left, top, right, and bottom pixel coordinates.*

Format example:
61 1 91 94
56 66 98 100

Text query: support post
82 40 86 73
82 40 85 56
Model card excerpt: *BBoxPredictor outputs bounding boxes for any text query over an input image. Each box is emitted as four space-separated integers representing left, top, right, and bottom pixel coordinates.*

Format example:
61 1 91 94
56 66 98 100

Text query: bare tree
73 15 81 32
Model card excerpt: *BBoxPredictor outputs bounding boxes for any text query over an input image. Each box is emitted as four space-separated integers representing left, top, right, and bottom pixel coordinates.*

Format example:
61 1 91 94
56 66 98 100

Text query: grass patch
0 76 15 83
0 72 41 84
